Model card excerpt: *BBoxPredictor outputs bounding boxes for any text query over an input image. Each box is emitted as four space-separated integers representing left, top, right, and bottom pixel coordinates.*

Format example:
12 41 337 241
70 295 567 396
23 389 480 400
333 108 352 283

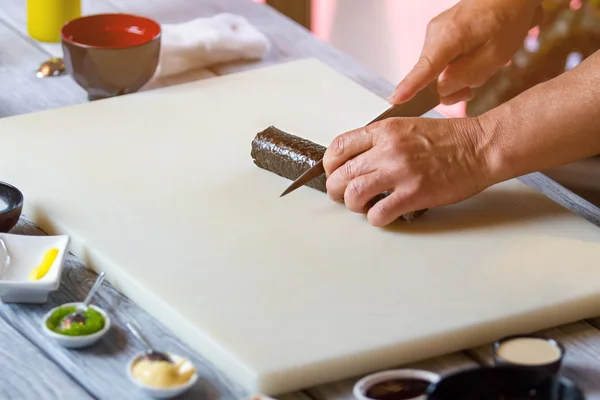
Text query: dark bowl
0 182 23 233
493 334 565 374
427 366 585 400
60 13 161 101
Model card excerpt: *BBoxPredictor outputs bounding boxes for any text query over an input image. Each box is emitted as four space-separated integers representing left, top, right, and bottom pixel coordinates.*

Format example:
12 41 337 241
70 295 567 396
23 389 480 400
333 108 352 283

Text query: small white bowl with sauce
353 369 441 400
127 352 198 399
41 302 111 348
493 334 565 374
0 233 70 304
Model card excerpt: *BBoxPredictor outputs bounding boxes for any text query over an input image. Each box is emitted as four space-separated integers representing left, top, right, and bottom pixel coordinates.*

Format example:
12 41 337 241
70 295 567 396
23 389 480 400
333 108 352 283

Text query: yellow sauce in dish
29 248 59 281
131 357 195 388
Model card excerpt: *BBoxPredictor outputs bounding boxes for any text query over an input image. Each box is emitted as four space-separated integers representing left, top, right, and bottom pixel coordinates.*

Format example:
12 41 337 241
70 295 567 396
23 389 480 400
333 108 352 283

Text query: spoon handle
0 237 10 279
81 272 105 308
126 322 153 352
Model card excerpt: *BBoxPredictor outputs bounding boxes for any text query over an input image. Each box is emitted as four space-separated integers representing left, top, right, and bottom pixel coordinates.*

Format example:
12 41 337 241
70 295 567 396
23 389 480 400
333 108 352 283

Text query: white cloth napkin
154 13 271 78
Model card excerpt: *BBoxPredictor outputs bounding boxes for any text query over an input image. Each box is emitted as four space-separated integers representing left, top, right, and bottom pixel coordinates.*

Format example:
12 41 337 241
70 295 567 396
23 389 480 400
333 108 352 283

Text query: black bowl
0 182 23 233
427 366 585 400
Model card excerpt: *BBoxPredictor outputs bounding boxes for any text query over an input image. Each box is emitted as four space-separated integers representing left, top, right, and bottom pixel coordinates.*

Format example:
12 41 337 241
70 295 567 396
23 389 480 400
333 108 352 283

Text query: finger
343 170 395 213
325 151 379 201
389 29 464 104
367 190 422 227
439 87 474 105
437 44 504 97
323 124 379 177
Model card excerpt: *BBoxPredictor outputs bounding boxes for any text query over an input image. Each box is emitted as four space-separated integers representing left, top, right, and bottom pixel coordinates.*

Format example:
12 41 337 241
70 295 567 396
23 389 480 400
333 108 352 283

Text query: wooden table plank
0 0 116 53
0 17 87 117
266 0 311 29
0 312 93 399
5 218 246 400
520 173 600 227
543 158 600 209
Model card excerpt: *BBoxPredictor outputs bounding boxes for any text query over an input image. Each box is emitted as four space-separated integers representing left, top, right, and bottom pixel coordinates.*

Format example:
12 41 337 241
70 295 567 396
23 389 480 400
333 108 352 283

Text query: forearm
477 50 600 184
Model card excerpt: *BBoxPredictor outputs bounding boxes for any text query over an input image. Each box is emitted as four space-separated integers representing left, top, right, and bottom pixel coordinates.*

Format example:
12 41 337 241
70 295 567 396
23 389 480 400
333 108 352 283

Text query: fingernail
437 78 455 97
388 81 409 102
387 91 400 103
388 88 408 103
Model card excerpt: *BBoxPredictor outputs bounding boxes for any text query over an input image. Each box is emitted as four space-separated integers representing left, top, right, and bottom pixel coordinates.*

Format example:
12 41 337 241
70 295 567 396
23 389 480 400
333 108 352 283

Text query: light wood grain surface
0 312 93 399
1 0 600 399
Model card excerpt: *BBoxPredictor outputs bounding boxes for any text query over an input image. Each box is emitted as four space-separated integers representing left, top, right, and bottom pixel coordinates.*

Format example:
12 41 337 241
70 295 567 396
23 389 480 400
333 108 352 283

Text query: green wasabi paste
45 305 105 336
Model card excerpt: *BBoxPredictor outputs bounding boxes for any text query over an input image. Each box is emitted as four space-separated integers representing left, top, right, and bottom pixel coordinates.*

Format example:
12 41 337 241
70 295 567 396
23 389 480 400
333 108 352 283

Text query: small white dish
353 369 441 400
127 352 198 399
41 302 111 348
0 233 70 303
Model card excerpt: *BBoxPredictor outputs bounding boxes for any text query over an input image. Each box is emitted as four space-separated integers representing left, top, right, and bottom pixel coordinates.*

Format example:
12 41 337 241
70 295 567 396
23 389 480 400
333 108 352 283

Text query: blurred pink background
255 0 463 116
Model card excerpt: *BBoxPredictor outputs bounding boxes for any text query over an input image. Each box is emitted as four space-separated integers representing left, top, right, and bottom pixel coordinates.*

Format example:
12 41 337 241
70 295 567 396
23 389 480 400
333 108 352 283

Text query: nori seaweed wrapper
251 126 327 192
251 126 427 221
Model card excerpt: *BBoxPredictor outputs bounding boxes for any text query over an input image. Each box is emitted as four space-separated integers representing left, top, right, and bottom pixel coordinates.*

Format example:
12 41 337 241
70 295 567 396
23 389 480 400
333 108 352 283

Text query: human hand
389 0 543 105
323 116 495 227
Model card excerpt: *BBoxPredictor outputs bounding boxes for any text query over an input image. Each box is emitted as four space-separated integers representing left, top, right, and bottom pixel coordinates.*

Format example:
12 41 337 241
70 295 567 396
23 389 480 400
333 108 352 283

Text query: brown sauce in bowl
365 378 431 400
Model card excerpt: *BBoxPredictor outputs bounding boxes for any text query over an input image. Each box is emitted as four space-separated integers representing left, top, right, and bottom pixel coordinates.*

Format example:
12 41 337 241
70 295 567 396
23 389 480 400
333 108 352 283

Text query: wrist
468 110 513 187
464 50 600 187
447 115 501 192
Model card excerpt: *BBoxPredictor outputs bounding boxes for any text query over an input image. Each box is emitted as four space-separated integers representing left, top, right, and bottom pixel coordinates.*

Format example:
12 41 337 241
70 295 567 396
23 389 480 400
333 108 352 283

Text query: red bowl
61 13 161 49
60 13 161 100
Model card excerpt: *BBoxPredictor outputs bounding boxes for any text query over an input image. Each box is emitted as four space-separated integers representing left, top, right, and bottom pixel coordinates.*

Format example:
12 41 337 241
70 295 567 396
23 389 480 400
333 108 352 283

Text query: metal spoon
126 322 172 363
59 272 105 330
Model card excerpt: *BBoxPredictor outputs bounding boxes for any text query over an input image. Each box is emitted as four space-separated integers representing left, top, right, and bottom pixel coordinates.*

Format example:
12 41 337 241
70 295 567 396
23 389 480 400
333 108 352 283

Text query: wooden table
1 1 600 399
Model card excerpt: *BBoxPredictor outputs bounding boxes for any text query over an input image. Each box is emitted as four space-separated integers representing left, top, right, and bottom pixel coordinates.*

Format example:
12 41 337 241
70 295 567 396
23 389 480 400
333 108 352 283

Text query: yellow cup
27 0 81 43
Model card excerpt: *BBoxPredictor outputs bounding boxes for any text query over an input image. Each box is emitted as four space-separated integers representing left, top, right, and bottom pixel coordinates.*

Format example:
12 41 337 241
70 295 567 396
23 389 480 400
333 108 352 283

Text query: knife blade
279 80 440 197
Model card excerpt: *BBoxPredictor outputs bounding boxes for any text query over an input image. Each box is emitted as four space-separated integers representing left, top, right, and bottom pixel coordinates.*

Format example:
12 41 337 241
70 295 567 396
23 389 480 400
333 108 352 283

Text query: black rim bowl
493 334 566 374
426 365 585 400
0 182 23 233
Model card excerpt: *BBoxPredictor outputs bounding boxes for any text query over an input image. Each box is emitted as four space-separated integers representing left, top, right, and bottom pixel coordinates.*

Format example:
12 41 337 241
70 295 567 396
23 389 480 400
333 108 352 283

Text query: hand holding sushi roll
323 116 487 227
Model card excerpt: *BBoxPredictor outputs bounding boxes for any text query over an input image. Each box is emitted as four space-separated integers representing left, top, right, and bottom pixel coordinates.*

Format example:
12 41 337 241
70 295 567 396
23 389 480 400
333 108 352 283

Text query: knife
279 80 441 197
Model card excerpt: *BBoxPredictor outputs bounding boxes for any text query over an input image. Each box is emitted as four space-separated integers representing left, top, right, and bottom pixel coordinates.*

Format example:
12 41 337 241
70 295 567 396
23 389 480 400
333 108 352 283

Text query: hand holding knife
280 81 441 197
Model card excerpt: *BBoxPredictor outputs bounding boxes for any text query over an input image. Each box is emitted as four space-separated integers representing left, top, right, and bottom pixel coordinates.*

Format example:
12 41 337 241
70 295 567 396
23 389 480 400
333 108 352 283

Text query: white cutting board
2 58 600 395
